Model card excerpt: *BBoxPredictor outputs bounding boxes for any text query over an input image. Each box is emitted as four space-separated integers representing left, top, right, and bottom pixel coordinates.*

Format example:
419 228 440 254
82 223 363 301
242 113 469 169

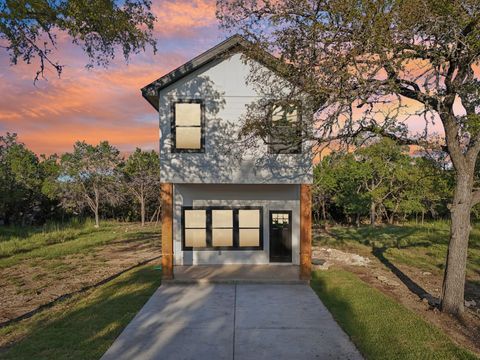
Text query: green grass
0 221 159 268
315 221 480 276
311 269 478 360
0 264 162 360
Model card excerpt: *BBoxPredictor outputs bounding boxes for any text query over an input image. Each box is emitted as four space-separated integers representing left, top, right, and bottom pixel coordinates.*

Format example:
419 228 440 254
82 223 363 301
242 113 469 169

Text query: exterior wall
173 184 301 265
159 52 313 184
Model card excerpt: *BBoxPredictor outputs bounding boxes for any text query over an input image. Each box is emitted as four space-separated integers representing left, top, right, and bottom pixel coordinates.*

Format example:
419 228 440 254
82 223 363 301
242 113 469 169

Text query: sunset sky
0 0 221 155
1 1 474 156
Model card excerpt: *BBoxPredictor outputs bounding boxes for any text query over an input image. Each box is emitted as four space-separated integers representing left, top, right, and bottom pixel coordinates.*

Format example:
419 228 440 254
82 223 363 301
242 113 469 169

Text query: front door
269 211 292 263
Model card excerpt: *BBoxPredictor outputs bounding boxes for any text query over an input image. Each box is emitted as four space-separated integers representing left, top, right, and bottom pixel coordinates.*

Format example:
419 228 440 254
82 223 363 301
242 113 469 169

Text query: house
141 35 313 281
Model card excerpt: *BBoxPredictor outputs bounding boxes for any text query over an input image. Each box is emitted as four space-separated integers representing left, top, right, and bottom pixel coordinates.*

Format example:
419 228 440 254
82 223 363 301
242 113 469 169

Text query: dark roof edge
141 34 298 111
141 35 253 111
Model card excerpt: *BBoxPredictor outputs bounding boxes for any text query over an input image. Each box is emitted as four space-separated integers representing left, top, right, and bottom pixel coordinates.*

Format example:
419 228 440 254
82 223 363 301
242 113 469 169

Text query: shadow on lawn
0 266 162 360
373 246 440 306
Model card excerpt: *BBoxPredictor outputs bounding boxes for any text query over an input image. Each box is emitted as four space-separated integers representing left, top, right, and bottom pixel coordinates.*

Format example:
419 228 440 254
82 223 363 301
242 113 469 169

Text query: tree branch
471 189 480 207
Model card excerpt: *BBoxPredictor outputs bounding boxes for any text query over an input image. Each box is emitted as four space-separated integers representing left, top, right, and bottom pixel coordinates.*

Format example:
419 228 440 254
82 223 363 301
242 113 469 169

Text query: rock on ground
312 247 371 268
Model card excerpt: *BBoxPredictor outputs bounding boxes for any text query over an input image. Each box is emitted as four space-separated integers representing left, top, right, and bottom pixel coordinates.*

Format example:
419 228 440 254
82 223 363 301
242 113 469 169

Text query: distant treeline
0 133 160 227
312 138 461 226
1 134 465 228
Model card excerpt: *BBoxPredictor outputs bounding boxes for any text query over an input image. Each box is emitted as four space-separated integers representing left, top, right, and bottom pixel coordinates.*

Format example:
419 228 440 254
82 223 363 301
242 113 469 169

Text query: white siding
159 52 313 184
173 184 301 265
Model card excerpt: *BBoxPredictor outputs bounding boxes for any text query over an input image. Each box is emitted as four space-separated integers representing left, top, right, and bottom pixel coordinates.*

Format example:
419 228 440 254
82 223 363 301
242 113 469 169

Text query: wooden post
161 183 174 280
300 184 312 281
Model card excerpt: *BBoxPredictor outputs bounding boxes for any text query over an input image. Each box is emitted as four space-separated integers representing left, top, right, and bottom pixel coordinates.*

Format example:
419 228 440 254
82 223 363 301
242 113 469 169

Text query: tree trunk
441 173 473 315
370 202 376 226
140 197 145 226
387 212 394 225
94 188 100 228
321 200 327 221
94 206 99 228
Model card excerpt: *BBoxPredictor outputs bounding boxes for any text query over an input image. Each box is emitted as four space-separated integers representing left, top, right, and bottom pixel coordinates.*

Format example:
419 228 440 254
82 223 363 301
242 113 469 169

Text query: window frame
183 209 207 248
181 206 263 251
171 99 205 153
267 101 303 155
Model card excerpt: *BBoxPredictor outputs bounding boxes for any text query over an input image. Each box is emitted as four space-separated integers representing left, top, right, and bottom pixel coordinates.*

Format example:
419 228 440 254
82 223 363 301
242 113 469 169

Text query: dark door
269 211 292 263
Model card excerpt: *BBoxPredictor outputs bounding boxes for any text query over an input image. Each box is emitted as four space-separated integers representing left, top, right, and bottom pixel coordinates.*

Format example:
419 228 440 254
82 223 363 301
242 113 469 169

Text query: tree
312 155 337 223
218 0 480 315
122 148 160 226
0 133 45 225
59 141 121 227
0 0 156 81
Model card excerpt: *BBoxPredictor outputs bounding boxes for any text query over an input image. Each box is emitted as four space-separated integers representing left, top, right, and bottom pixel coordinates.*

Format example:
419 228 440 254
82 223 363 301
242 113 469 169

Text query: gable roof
141 35 290 111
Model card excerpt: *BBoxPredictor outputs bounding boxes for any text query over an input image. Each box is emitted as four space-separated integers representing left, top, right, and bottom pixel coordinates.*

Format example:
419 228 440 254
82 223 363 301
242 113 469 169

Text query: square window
212 228 233 246
185 228 207 247
184 210 206 228
239 228 260 247
212 210 233 228
239 210 260 228
175 103 201 126
174 102 203 151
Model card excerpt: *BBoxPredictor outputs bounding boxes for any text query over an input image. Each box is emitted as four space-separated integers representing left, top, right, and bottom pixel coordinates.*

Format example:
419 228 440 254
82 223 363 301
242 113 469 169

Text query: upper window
269 103 302 154
173 101 204 152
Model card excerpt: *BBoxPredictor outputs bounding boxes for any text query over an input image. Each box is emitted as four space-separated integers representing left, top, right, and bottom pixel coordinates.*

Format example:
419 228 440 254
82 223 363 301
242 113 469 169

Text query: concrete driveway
101 284 363 360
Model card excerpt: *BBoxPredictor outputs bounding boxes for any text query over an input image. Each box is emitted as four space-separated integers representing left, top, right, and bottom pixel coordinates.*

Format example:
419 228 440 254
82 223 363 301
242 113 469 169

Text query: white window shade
212 229 233 246
239 229 260 247
175 127 201 149
239 210 260 228
212 210 233 228
184 210 206 228
185 229 207 247
175 103 201 126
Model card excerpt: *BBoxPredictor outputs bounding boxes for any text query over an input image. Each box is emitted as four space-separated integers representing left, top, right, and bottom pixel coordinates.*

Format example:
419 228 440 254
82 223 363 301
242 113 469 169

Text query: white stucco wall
158 52 313 184
173 184 301 265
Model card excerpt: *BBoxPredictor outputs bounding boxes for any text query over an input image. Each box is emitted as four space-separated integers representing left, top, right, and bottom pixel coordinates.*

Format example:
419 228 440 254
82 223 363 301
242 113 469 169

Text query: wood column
161 183 174 280
300 184 312 280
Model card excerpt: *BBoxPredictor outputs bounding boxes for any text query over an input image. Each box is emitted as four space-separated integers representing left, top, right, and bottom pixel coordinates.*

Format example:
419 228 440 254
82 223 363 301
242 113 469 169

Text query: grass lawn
0 220 159 268
0 264 162 360
315 221 480 277
311 269 478 360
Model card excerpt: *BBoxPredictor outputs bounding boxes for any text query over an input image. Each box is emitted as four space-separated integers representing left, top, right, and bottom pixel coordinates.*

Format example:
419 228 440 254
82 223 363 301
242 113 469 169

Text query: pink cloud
0 1 221 155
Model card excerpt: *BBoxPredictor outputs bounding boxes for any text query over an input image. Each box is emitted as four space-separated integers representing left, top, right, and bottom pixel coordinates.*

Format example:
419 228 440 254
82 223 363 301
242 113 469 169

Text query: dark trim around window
181 206 263 251
171 99 205 153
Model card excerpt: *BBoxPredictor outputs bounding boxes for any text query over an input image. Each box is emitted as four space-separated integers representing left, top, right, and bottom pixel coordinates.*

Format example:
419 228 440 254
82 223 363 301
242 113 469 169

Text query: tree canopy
0 0 157 80
217 0 480 315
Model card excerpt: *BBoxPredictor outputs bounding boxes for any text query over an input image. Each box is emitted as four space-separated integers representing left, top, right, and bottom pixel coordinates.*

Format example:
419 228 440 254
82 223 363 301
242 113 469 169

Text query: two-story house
141 35 313 281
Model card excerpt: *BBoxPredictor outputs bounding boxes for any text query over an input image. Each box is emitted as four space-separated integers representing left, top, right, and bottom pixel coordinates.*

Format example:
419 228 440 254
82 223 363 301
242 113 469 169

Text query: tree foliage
122 148 160 226
0 0 157 81
0 133 57 224
59 141 122 227
314 138 452 226
0 136 160 227
218 0 480 315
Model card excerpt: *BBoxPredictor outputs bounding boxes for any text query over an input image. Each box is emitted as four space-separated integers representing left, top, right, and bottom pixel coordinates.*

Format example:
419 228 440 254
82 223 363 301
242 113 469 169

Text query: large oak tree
217 0 480 315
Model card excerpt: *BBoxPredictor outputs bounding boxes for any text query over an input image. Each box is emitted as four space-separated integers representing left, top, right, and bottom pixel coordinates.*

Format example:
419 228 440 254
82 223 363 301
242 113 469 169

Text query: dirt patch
0 234 161 324
312 245 480 355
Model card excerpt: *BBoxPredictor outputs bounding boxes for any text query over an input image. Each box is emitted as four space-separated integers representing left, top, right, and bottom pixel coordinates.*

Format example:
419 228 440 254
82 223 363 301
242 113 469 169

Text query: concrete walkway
101 284 363 360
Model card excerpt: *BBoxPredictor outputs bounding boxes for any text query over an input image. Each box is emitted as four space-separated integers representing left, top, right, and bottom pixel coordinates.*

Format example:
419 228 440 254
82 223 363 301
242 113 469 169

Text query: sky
0 0 222 155
1 1 476 156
